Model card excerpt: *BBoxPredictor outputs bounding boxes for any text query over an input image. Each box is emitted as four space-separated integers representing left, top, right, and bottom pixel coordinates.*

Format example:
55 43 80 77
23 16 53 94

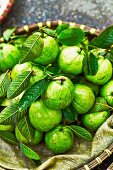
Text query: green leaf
20 34 44 63
56 23 69 35
88 52 98 76
19 78 47 112
7 71 32 99
41 28 56 37
106 49 113 62
0 101 27 124
67 125 93 141
3 27 16 41
0 131 18 145
0 71 11 97
20 142 40 160
17 116 34 142
62 104 78 124
57 27 85 46
90 25 113 48
83 51 90 75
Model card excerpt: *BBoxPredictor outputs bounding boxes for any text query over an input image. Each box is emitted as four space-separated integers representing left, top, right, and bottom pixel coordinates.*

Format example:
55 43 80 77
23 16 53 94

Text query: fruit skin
11 62 32 79
11 62 45 85
45 125 74 154
42 76 74 110
33 35 59 65
82 110 110 131
0 44 21 72
58 46 85 75
29 100 62 132
100 80 113 106
85 56 112 85
72 84 95 114
30 65 45 85
79 78 99 96
15 126 43 145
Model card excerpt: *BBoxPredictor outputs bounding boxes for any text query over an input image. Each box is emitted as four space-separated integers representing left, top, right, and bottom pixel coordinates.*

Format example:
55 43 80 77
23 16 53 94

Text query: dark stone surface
1 0 113 31
1 0 113 169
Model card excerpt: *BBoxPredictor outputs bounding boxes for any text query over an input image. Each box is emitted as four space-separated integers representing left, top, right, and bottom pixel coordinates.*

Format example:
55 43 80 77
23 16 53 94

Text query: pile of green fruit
0 24 113 161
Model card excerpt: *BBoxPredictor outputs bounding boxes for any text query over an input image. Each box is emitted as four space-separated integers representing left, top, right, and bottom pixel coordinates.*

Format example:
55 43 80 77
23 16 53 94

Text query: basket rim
0 0 15 23
1 20 113 170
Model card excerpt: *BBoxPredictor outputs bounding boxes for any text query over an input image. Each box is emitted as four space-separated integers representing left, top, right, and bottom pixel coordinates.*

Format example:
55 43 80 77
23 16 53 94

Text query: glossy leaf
57 27 85 46
0 71 11 97
20 34 44 63
7 71 32 99
0 101 27 124
41 28 56 37
3 27 16 41
90 25 113 48
20 142 40 160
67 125 93 141
83 51 90 75
88 52 98 75
0 131 18 145
62 104 78 124
17 116 34 142
19 78 47 112
56 23 69 35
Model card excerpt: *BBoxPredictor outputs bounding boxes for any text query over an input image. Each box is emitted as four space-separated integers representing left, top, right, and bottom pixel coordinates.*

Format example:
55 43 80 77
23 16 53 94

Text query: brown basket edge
1 20 113 170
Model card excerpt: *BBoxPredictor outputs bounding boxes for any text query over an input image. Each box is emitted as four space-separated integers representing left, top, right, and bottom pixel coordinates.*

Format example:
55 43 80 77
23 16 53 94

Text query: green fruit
82 110 110 131
100 80 113 106
85 56 112 85
33 35 59 65
15 126 43 145
0 44 20 72
42 76 74 110
58 46 85 75
72 84 95 114
79 78 100 96
30 65 45 85
45 125 74 154
29 100 62 132
11 62 32 79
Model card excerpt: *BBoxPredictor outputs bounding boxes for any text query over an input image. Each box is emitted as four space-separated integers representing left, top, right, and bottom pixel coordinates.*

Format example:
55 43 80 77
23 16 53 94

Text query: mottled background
1 0 113 169
1 0 113 31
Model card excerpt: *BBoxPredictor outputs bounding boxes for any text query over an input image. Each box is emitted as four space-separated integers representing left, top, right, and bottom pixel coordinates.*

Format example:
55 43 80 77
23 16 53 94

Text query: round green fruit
72 84 95 114
0 44 20 72
82 110 110 131
85 56 112 85
29 100 62 132
100 80 113 106
45 125 74 154
33 35 59 65
11 62 32 79
58 46 85 75
15 127 43 145
30 65 45 85
42 76 74 110
79 78 100 96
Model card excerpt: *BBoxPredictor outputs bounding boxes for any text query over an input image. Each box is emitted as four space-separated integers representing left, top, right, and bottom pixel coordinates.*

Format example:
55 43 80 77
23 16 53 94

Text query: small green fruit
42 76 74 110
45 125 74 154
58 46 85 75
29 100 62 132
82 110 110 131
0 44 20 72
33 36 59 65
72 84 95 114
85 56 112 85
11 62 32 79
100 80 113 106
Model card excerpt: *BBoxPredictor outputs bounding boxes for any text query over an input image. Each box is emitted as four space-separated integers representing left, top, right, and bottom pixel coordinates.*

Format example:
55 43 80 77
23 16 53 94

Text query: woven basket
0 0 14 22
1 20 113 170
